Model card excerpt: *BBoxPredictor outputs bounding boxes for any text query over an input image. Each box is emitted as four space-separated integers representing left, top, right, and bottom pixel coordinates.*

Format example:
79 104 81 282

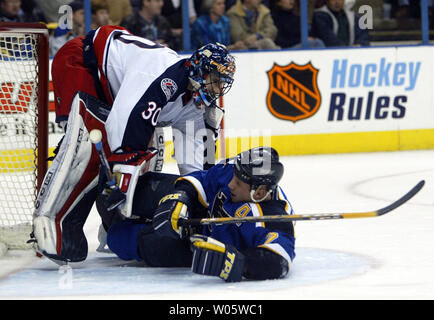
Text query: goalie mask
234 147 284 202
187 43 236 108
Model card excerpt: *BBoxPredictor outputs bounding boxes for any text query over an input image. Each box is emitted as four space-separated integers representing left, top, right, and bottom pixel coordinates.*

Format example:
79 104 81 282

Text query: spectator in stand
391 0 422 20
105 0 132 25
91 0 112 29
388 0 434 29
20 0 45 22
311 0 370 47
33 0 72 23
191 0 247 50
225 0 269 9
130 0 140 11
226 0 236 10
121 0 178 50
270 0 324 48
0 0 38 22
49 1 85 57
162 0 198 38
0 0 41 59
227 0 280 50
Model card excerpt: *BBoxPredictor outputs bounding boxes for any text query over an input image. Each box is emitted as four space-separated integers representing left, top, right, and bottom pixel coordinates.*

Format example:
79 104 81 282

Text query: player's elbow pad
174 180 201 207
242 247 289 280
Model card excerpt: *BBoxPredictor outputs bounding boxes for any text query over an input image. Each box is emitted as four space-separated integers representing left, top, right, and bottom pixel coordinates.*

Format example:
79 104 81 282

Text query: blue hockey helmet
234 147 284 202
187 43 236 107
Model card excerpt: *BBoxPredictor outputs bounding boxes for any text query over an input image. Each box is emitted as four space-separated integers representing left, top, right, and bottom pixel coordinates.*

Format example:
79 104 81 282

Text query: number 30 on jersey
142 101 161 126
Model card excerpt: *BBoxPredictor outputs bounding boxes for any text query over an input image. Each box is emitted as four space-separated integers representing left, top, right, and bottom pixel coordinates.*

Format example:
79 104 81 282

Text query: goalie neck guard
234 147 284 202
187 43 235 107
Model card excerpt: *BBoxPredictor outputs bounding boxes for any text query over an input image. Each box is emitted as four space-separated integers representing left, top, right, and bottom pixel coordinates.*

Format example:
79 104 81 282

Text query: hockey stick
89 129 126 211
178 180 425 226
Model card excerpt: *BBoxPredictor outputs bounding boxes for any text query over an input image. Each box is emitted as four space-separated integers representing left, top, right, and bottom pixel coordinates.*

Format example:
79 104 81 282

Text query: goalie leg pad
33 186 97 263
95 193 125 231
32 216 57 258
33 92 108 262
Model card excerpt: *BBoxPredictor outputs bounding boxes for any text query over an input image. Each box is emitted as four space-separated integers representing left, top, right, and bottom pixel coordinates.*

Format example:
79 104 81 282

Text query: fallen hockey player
97 146 296 282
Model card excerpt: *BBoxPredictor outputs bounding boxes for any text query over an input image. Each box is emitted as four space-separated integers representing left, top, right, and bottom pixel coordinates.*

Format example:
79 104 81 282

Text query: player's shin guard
32 92 109 263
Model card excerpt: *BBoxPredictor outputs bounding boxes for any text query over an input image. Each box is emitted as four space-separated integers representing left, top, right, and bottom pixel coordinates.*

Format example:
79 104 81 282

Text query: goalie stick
178 180 425 226
89 129 126 211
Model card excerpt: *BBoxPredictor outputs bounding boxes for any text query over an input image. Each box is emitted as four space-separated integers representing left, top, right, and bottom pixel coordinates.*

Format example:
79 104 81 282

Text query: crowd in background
0 0 432 57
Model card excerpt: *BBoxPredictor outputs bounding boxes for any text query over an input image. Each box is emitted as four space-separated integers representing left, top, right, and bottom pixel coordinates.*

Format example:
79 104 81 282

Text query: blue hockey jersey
177 160 296 264
106 161 295 266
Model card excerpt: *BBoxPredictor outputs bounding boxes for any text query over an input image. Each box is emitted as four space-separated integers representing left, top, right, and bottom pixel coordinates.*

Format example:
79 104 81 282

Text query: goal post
0 22 49 253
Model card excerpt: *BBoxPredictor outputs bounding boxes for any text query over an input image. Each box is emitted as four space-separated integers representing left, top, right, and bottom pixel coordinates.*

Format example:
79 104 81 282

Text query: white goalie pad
32 216 57 255
32 93 98 256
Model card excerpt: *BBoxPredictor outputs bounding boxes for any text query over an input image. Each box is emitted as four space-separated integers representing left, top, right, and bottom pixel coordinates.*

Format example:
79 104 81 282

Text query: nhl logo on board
266 62 321 122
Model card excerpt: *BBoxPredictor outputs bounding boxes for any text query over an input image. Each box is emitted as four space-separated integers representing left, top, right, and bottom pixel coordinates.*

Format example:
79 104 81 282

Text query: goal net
0 23 49 255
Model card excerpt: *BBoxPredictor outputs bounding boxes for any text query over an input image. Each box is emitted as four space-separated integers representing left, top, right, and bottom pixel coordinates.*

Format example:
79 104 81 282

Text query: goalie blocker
32 92 156 263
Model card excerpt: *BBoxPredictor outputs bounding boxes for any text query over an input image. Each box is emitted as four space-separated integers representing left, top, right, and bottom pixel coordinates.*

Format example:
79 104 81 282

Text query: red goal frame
0 22 49 192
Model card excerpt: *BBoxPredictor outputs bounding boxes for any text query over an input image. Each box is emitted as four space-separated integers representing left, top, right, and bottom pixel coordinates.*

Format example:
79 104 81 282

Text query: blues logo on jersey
177 161 296 263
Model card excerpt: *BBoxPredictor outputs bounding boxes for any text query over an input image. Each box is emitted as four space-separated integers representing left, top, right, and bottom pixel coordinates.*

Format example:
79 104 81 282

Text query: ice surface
0 150 433 300
0 248 372 299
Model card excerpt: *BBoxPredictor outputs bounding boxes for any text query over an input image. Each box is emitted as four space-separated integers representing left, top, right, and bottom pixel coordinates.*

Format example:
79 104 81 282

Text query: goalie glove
152 190 191 239
104 149 157 217
190 235 245 282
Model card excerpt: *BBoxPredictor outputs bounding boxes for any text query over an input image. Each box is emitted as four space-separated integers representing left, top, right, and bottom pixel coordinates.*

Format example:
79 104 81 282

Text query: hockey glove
190 235 245 282
152 190 191 239
104 149 157 216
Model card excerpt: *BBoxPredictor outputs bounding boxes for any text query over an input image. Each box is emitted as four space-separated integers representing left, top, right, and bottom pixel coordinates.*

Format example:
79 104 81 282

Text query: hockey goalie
31 25 236 264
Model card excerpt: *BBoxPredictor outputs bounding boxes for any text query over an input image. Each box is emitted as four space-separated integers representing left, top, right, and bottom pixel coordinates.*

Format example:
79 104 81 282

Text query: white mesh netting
0 32 40 251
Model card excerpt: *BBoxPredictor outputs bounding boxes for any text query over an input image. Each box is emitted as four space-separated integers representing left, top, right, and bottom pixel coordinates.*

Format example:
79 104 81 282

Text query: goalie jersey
177 161 296 264
61 25 207 174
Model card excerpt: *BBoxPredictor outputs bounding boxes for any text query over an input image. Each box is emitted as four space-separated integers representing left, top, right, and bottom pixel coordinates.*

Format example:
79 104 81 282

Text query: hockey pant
33 91 111 263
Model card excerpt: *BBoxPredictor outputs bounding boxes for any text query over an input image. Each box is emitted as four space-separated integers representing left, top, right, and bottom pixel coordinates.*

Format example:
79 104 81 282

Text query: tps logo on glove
219 251 236 281
159 193 182 205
